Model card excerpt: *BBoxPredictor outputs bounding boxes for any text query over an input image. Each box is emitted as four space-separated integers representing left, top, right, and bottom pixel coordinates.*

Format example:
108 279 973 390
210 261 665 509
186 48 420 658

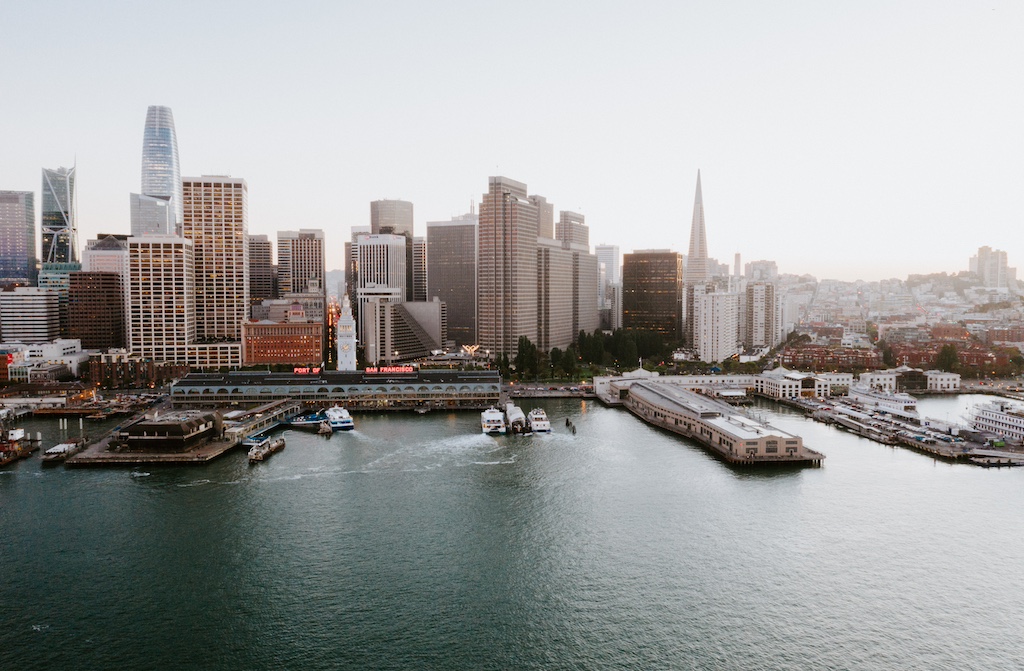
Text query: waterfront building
248 234 276 314
0 287 60 343
128 236 195 363
182 176 248 342
336 294 357 371
477 176 539 357
113 410 219 453
621 250 683 340
971 401 1024 443
683 171 710 348
41 166 77 264
140 105 183 234
170 369 501 411
68 271 126 350
0 191 37 286
426 212 477 347
370 199 414 300
129 193 174 237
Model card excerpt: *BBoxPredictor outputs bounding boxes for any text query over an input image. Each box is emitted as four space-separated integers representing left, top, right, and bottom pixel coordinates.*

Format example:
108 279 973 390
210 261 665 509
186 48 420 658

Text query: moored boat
527 408 551 433
325 405 354 431
505 402 528 434
248 437 286 463
481 407 506 434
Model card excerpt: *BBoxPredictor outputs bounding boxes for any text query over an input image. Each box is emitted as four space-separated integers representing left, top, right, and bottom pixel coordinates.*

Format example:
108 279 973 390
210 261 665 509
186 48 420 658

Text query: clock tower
336 294 358 371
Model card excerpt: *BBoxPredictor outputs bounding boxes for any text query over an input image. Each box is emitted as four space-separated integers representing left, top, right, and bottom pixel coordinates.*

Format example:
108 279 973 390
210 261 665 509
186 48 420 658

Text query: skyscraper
426 213 477 346
182 176 248 341
140 106 182 234
248 234 276 314
622 250 683 340
745 282 778 350
128 236 195 362
370 199 414 300
683 171 709 347
0 191 36 286
477 177 538 357
277 229 325 296
41 166 77 264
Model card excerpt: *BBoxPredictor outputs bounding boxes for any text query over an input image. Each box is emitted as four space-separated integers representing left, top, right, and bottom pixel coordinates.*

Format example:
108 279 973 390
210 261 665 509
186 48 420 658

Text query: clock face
341 344 351 351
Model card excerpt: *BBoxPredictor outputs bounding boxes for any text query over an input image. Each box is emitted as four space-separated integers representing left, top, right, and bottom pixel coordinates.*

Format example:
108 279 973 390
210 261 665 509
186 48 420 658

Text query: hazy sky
2 1 1022 282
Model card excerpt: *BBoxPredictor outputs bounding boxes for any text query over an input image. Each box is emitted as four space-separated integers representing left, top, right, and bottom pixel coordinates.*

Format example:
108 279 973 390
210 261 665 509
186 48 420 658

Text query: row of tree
491 329 672 380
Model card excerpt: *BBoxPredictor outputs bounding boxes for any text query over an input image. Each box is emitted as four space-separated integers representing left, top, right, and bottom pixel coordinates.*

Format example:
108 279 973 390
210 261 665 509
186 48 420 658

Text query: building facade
128 236 195 363
68 271 126 350
0 191 37 286
41 166 77 264
370 199 414 300
0 287 60 343
182 176 249 342
622 250 683 340
426 213 477 347
248 233 276 314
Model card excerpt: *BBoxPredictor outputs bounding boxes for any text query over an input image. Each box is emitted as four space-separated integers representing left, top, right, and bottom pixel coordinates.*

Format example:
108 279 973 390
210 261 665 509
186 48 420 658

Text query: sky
2 1 1022 282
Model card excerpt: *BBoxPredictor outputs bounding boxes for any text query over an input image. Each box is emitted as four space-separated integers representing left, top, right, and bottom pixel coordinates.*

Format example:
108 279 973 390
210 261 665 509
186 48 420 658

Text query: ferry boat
971 401 1024 444
325 405 354 431
0 428 34 468
481 407 506 434
248 437 286 463
505 402 528 434
527 408 551 433
289 410 327 429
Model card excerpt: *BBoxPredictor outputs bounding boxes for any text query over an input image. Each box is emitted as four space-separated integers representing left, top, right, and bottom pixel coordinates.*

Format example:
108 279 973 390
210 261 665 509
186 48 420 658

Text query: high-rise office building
68 271 126 350
370 199 414 300
277 229 325 296
426 213 477 346
0 191 37 286
412 236 427 302
140 105 183 234
537 239 575 351
41 166 77 264
248 234 276 314
595 244 621 329
622 250 683 340
556 211 588 248
595 244 620 287
356 233 406 347
38 264 80 338
0 287 60 344
130 193 174 237
529 195 554 239
128 236 195 363
477 176 539 357
183 177 248 341
683 171 710 348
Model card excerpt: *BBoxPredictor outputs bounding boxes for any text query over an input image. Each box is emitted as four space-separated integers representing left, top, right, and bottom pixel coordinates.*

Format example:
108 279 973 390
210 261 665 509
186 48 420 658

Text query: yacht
325 405 355 431
527 408 551 433
481 407 506 434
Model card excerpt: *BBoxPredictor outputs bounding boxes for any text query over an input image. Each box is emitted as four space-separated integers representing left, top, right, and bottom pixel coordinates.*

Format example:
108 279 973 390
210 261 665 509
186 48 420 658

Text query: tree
935 344 959 372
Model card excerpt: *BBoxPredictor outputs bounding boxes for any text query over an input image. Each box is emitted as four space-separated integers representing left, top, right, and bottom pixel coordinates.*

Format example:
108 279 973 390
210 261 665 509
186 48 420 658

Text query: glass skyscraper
0 191 37 286
139 105 182 235
41 166 77 264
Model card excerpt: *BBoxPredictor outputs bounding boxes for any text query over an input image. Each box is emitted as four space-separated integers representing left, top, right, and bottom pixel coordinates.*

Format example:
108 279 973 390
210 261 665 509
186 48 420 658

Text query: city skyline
2 2 1023 281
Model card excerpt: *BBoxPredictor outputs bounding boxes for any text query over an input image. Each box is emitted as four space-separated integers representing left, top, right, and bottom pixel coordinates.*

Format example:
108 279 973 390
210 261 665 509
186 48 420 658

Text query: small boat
248 437 286 463
527 408 551 433
325 405 354 431
481 407 506 434
506 402 528 434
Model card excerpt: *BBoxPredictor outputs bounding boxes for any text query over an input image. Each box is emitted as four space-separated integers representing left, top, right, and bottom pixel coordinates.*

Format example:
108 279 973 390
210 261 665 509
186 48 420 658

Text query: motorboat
505 402 528 434
527 408 552 433
481 407 506 434
325 405 355 431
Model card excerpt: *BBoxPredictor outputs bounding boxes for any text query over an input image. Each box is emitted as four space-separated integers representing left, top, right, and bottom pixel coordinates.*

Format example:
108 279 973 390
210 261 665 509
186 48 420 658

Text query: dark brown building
622 250 683 340
68 271 125 349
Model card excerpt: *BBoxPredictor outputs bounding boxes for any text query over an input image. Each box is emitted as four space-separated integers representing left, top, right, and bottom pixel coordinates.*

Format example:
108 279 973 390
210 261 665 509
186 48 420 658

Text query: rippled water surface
2 398 1023 670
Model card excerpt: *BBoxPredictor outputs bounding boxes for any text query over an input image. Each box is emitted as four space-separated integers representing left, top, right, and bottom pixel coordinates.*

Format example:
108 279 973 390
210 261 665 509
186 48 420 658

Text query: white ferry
481 407 506 434
971 401 1024 444
847 385 919 421
527 408 551 433
248 437 286 463
505 402 528 434
325 405 355 431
